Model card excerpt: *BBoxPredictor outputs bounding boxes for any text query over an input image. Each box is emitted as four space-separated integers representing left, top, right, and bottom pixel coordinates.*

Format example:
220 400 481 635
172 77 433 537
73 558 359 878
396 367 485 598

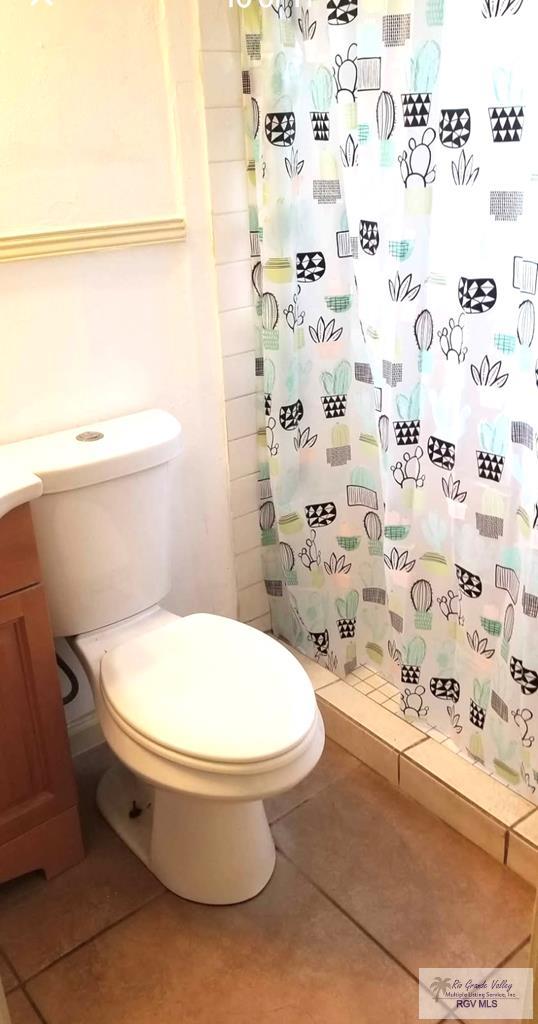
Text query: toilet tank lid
0 409 181 494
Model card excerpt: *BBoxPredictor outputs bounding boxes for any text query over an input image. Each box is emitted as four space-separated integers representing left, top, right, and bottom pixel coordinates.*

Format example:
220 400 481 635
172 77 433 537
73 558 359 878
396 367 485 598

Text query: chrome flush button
76 431 104 442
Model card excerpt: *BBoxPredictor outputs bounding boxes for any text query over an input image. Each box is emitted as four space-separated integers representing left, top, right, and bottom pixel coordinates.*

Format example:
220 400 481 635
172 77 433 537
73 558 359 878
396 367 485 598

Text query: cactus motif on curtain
241 0 538 800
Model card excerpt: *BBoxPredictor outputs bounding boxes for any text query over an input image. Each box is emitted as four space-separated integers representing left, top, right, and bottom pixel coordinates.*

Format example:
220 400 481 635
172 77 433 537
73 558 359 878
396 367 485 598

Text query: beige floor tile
351 665 374 682
6 990 42 1024
277 641 338 690
503 941 530 968
28 856 431 1024
386 699 403 716
506 832 538 886
354 680 374 695
364 672 386 689
404 739 534 827
273 765 533 977
0 747 163 980
318 681 426 753
265 738 358 823
400 758 507 862
320 702 399 785
368 688 389 705
380 682 399 698
0 952 18 994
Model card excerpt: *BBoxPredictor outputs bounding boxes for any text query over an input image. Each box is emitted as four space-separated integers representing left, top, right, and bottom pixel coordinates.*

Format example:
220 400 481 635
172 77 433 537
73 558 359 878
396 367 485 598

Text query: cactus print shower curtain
241 0 538 798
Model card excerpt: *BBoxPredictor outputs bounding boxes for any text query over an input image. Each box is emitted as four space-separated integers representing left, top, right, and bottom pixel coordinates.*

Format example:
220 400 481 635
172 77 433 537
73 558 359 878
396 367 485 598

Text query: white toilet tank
2 410 181 636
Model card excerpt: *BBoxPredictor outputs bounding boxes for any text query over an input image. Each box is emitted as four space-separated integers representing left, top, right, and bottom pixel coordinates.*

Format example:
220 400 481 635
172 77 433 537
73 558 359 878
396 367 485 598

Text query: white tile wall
222 350 255 400
225 393 257 440
216 260 252 312
200 7 269 629
205 108 246 162
209 160 248 214
213 210 251 264
230 472 258 517
219 306 256 356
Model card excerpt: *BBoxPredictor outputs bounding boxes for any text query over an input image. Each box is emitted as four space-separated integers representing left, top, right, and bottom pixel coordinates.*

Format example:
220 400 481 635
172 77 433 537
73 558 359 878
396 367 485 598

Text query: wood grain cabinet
0 504 84 882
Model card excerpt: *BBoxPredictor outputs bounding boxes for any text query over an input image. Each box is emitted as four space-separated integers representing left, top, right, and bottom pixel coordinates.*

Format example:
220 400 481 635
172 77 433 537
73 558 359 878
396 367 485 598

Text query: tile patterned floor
0 740 533 1024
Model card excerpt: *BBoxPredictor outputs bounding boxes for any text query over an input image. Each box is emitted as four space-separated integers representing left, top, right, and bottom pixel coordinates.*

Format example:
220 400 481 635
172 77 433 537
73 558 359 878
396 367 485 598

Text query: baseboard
67 711 104 757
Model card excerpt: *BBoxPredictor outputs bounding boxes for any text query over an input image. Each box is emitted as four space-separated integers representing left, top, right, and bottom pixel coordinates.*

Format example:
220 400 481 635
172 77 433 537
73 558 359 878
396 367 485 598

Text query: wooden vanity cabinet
0 504 84 882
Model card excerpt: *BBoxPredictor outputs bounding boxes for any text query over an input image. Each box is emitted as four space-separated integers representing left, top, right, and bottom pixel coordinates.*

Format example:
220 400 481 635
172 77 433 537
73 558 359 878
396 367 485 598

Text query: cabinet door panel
0 586 76 846
0 505 40 598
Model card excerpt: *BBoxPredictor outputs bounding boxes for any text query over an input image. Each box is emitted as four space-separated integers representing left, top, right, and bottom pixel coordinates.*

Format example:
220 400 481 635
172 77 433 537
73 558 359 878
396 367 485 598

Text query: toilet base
96 763 276 905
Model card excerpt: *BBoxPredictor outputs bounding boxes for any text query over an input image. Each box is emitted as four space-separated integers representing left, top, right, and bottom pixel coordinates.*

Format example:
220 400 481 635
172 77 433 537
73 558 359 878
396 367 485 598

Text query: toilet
5 410 324 904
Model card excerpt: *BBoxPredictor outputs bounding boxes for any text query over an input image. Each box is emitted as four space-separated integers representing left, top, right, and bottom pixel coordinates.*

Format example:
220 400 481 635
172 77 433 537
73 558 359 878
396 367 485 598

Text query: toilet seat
100 613 317 766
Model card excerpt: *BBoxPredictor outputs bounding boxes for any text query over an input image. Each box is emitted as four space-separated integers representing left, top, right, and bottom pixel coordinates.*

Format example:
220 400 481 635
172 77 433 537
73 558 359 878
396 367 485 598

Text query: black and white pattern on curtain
241 0 538 800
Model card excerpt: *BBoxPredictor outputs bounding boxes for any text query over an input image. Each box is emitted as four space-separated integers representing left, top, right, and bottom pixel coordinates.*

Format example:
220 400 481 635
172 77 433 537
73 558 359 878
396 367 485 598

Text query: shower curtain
241 0 538 798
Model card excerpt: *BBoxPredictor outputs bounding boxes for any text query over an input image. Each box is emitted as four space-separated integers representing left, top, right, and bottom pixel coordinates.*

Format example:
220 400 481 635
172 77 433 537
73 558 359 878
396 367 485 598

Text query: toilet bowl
71 606 325 904
4 409 324 904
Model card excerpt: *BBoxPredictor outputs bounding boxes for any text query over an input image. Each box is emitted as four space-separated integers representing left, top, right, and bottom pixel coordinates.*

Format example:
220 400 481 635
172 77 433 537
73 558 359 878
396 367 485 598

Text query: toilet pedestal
96 762 276 905
151 788 276 904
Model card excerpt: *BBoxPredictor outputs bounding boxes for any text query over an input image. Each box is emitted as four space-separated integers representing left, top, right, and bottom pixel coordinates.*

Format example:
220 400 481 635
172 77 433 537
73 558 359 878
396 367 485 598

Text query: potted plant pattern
427 388 463 471
476 421 507 482
480 604 502 638
326 424 351 466
309 315 343 360
489 69 524 142
401 636 426 686
475 491 505 540
364 511 383 556
411 579 433 630
260 500 277 546
402 40 440 128
262 292 279 350
313 150 342 205
469 679 490 730
336 522 361 552
264 358 276 417
280 541 298 586
347 467 379 510
310 66 333 142
394 383 421 445
376 90 396 167
415 308 434 373
336 590 359 639
265 202 294 284
320 361 352 419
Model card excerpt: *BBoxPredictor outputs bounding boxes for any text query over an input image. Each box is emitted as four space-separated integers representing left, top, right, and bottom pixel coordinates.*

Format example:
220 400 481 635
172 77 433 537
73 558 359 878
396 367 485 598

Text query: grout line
495 935 531 968
510 806 538 831
0 945 22 990
18 986 48 1024
22 889 165 987
275 845 424 987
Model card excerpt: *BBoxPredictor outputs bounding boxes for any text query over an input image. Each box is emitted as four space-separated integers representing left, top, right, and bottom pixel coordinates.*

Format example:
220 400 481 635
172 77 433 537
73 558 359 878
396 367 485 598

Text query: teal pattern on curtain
241 0 538 798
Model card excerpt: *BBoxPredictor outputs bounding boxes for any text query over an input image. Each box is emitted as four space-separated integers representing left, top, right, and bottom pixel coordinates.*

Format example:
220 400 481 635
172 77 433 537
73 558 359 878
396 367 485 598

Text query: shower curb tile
318 681 426 752
403 740 534 827
506 832 538 887
513 809 538 846
400 758 507 863
318 702 399 785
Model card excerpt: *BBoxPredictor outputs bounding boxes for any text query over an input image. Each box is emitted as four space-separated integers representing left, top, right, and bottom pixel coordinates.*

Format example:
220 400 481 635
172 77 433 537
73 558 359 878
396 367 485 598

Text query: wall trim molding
0 218 186 263
68 710 104 757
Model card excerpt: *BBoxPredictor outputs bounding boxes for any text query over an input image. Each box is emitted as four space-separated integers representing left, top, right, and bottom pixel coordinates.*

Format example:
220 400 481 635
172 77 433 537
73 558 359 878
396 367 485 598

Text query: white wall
199 0 270 630
0 0 238 734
